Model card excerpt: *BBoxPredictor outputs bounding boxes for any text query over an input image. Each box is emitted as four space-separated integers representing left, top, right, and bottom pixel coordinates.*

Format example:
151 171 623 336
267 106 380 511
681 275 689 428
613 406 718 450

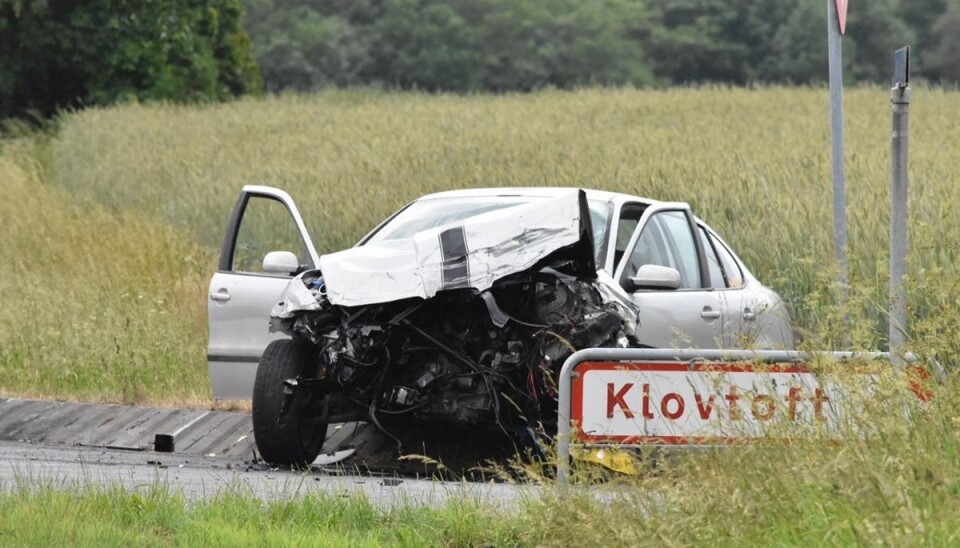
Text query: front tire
252 338 327 467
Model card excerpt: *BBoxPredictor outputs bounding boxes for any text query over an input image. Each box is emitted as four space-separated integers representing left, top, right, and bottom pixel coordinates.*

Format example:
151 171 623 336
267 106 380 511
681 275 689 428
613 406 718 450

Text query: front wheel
252 338 327 467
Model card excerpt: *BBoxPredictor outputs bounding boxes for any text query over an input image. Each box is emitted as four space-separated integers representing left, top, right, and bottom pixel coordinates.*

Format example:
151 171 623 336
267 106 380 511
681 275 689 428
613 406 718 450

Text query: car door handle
210 290 231 302
700 307 721 320
743 307 756 321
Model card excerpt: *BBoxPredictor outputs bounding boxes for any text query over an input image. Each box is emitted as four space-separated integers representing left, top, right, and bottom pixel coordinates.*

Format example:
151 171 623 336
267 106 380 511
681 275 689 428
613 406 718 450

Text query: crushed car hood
316 189 595 307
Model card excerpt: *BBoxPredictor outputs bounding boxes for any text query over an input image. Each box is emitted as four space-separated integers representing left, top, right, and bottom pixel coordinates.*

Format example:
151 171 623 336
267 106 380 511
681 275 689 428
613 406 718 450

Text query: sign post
827 0 849 299
890 47 911 358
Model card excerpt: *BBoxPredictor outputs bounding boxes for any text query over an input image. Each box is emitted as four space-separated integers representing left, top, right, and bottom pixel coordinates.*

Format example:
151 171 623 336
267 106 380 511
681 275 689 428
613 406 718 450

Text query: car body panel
731 287 796 349
699 226 795 350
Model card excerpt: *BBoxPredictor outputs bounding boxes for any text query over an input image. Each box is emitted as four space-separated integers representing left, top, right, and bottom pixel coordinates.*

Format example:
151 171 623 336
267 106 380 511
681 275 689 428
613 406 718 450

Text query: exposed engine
270 261 632 447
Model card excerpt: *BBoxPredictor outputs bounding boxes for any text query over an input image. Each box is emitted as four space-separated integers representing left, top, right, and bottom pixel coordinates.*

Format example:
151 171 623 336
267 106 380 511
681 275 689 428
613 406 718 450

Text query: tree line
2 0 959 119
0 0 261 119
245 0 960 92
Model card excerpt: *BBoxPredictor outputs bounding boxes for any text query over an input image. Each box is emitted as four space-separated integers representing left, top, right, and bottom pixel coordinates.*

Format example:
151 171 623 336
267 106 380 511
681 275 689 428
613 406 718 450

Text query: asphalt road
0 440 535 507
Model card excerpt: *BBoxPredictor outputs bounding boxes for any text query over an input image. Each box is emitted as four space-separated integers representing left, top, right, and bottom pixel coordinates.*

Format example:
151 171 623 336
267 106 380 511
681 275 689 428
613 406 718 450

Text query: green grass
0 481 525 546
0 154 211 405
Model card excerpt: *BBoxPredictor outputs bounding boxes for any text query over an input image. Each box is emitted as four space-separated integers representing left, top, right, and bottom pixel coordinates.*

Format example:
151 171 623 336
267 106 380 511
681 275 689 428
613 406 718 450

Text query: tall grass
0 154 211 404
525 371 960 546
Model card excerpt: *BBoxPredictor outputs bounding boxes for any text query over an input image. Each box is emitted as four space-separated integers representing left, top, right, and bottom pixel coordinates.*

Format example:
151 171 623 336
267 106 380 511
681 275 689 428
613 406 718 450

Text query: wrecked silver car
207 186 794 466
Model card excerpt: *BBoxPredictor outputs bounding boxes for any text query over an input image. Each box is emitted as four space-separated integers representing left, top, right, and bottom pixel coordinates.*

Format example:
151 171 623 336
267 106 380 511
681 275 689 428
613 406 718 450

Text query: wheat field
0 154 210 404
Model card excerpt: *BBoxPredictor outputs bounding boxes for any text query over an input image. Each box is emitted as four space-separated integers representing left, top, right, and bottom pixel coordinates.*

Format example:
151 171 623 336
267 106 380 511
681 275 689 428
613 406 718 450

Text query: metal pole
890 83 911 357
827 0 849 295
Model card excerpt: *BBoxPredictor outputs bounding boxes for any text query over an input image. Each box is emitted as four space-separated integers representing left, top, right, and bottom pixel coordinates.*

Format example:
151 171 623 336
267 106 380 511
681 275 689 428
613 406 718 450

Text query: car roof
416 186 660 206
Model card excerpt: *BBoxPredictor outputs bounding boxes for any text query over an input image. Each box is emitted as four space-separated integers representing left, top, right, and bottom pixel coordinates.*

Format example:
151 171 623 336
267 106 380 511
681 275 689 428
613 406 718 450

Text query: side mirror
262 251 301 275
627 264 682 292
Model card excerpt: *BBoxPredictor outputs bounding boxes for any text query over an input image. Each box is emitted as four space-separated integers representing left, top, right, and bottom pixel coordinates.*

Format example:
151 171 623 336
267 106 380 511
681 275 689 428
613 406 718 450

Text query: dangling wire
366 347 404 455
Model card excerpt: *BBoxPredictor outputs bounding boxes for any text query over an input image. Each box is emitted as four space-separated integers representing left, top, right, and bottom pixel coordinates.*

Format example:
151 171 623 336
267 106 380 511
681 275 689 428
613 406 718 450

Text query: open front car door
207 185 319 399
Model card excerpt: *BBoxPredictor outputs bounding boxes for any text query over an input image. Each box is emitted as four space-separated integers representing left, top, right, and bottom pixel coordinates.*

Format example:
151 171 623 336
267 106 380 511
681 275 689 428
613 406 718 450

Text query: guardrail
555 348 928 486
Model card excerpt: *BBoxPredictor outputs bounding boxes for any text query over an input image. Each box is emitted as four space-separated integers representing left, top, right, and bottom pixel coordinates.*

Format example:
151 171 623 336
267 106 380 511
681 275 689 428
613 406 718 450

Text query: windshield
365 197 534 243
365 195 613 267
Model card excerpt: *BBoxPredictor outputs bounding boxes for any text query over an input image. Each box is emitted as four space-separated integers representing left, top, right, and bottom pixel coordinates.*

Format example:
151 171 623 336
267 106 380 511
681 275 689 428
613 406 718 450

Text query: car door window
699 227 726 289
233 196 312 274
612 205 645 269
660 212 700 287
710 233 744 289
623 210 701 289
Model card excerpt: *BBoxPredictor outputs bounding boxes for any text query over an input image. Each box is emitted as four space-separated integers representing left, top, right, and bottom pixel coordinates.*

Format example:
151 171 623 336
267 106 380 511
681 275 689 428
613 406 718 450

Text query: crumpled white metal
318 190 583 307
270 274 323 320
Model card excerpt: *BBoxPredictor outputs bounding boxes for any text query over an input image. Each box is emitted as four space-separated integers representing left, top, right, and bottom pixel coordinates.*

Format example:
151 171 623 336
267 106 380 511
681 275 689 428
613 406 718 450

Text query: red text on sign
605 382 831 422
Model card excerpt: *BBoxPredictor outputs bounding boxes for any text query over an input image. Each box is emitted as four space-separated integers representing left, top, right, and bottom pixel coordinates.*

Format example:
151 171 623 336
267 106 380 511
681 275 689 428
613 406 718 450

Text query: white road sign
571 361 926 444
